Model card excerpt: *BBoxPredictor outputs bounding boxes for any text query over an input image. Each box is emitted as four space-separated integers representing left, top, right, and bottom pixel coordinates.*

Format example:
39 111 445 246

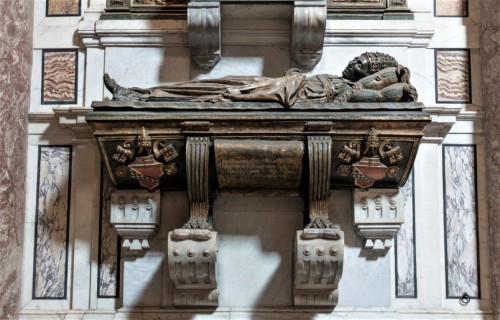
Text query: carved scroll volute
306 136 332 227
168 136 219 307
186 136 211 229
188 1 221 69
291 1 327 68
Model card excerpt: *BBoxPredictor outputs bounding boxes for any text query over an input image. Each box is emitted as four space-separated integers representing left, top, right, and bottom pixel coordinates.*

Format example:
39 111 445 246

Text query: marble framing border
434 49 472 104
97 166 121 298
32 145 72 300
41 49 78 105
434 0 469 17
442 144 480 299
394 170 417 298
45 0 81 17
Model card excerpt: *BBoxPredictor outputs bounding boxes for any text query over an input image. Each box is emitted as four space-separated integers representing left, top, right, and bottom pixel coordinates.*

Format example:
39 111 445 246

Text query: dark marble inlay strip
33 146 72 299
443 145 480 299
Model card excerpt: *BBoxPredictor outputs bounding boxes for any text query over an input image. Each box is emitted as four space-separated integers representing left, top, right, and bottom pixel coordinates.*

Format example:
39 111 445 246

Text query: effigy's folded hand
193 95 232 103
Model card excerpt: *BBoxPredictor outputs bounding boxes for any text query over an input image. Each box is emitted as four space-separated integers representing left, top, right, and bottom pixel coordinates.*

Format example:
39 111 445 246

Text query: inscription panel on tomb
214 139 304 191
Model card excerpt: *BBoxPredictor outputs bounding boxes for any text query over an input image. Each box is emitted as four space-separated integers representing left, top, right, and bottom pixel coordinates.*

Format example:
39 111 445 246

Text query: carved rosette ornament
337 127 403 189
112 127 178 191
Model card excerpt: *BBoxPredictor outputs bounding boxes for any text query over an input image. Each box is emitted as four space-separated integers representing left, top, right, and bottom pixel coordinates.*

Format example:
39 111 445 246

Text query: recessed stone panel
435 0 468 17
42 50 78 105
46 0 81 16
33 146 72 299
435 49 471 104
443 145 479 299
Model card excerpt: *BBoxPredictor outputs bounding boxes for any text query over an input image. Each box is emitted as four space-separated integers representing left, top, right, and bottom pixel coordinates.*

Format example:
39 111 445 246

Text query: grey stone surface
0 1 33 318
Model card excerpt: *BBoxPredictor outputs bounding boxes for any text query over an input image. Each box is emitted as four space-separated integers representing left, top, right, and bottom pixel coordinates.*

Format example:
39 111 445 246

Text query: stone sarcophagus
86 52 431 308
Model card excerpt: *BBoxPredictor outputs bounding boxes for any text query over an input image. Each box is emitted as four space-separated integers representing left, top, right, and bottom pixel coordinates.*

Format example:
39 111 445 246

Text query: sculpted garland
104 52 417 108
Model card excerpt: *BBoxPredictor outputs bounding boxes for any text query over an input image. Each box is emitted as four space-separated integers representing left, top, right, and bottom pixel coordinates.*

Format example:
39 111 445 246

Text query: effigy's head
342 52 399 81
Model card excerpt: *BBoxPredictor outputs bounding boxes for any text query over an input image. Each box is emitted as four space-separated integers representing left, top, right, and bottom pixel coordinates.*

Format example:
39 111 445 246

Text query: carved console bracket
353 188 403 250
188 0 326 68
110 190 161 252
291 1 326 68
294 228 344 307
188 2 221 69
168 229 219 306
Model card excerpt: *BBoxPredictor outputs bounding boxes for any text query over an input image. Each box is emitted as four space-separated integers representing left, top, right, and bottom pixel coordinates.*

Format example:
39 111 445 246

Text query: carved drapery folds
353 188 403 250
110 190 161 252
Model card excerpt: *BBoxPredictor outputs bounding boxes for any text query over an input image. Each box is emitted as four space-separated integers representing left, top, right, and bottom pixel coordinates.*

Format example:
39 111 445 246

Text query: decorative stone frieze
294 228 344 307
110 190 161 252
353 188 403 250
168 229 219 306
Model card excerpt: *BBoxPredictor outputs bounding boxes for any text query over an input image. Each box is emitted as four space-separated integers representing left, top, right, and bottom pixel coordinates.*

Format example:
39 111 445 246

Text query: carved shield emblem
128 155 165 190
351 156 387 189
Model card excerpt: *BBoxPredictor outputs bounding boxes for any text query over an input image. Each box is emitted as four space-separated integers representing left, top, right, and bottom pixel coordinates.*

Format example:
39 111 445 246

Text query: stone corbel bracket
110 190 161 252
188 1 221 69
291 0 327 68
294 229 344 307
353 188 403 250
168 229 219 306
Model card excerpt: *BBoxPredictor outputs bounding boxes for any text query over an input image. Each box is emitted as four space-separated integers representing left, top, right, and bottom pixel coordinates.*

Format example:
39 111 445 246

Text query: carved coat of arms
337 128 403 189
113 127 178 190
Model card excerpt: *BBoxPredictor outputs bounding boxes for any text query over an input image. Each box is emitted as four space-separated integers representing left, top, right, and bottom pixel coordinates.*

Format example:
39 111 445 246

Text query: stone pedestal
110 190 161 252
294 229 344 307
167 230 219 307
353 188 403 250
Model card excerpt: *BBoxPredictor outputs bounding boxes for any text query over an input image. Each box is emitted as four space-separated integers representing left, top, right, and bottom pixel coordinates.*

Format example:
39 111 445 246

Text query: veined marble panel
435 0 468 17
98 169 120 298
395 171 416 298
443 145 479 298
42 50 78 105
435 49 471 104
46 0 80 16
33 146 72 299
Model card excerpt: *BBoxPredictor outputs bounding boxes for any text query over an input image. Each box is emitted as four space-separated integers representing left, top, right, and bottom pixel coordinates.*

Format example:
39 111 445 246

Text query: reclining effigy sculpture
104 52 417 108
